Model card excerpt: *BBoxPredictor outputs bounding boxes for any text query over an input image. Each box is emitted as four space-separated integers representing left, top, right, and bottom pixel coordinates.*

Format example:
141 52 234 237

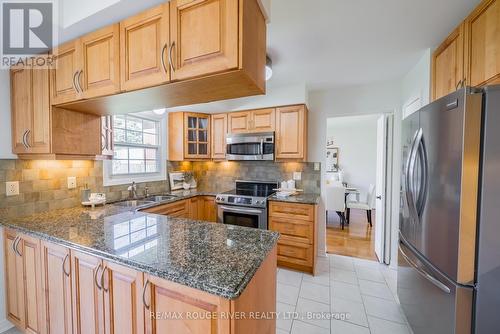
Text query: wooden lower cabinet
40 241 73 334
3 229 44 334
102 261 145 334
269 202 317 274
141 197 217 223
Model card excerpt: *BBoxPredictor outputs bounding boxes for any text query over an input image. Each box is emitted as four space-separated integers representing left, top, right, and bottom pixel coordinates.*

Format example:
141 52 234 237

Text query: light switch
6 181 19 196
67 176 77 189
314 162 321 171
293 172 302 181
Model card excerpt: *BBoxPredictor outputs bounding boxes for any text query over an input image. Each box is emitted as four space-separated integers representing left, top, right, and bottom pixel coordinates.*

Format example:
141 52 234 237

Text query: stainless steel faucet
128 181 137 199
144 186 149 198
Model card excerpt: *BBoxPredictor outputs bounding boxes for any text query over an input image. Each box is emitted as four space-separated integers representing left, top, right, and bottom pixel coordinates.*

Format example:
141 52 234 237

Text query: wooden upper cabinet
80 24 121 99
228 111 252 133
211 113 227 159
11 66 51 155
465 0 500 87
276 105 307 161
40 241 73 334
252 108 275 132
169 0 239 81
432 24 465 101
227 108 275 134
51 40 81 104
168 112 211 160
120 4 170 91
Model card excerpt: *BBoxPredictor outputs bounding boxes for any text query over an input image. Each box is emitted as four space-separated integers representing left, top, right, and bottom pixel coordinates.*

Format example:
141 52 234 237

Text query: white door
375 115 387 263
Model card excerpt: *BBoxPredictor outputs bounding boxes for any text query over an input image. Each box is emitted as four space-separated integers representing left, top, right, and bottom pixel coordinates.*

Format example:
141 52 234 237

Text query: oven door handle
219 205 264 214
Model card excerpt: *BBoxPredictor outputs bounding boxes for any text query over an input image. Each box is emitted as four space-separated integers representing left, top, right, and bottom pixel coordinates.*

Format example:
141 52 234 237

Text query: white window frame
103 116 167 187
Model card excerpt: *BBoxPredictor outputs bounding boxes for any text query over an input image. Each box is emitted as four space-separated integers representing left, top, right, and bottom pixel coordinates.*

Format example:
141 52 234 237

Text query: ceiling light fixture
153 108 166 115
265 55 273 81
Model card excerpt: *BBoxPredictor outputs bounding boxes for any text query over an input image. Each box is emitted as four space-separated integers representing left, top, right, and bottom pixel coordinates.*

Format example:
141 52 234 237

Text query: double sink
114 194 179 209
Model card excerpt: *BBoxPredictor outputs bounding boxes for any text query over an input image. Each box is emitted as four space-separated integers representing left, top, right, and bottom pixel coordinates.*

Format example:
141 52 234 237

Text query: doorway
324 114 393 263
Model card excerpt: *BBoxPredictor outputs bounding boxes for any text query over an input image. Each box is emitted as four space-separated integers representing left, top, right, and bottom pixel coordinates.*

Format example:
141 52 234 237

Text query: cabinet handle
62 254 70 277
22 130 29 149
25 129 31 148
100 266 108 292
12 236 18 254
94 263 102 290
161 43 168 74
76 70 84 93
168 41 176 74
455 79 463 91
14 237 22 256
142 280 150 309
72 71 79 93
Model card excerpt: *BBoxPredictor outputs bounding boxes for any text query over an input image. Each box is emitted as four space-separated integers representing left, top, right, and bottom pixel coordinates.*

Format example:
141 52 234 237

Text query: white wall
326 115 379 203
0 70 15 159
308 79 402 257
401 49 431 114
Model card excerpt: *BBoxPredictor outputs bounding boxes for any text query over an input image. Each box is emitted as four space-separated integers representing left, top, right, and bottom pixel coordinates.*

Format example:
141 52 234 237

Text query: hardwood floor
326 209 377 261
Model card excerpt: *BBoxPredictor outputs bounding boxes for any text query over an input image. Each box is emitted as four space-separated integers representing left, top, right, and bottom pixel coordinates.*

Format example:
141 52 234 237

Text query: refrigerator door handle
399 242 451 294
406 128 422 223
415 132 429 218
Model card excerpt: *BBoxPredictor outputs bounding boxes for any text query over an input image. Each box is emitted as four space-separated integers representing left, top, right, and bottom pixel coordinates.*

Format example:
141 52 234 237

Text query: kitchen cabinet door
80 24 121 99
17 234 45 334
184 113 211 159
276 105 307 160
465 0 500 87
101 261 144 334
199 196 217 223
169 0 238 81
251 108 275 132
51 40 81 104
211 113 227 160
4 230 25 329
188 197 200 220
40 241 73 334
144 274 230 334
431 24 465 101
120 4 170 91
11 67 51 155
71 250 104 334
228 111 251 133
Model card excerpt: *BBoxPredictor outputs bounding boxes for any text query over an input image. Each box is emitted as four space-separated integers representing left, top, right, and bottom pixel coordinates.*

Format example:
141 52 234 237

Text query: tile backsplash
189 161 321 193
0 159 320 218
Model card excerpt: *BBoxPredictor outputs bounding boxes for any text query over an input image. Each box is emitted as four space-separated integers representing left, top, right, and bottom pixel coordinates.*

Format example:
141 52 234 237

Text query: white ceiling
266 0 480 90
58 0 480 92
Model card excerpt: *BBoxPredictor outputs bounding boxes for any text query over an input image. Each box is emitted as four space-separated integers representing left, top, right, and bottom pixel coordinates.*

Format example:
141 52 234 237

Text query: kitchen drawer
277 240 313 268
269 218 313 244
269 202 314 221
142 199 189 217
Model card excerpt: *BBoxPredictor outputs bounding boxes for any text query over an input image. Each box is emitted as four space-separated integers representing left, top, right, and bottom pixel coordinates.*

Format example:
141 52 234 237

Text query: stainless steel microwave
226 132 275 161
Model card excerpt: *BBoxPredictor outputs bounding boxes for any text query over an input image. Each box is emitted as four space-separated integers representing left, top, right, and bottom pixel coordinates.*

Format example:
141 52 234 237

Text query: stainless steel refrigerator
398 85 500 334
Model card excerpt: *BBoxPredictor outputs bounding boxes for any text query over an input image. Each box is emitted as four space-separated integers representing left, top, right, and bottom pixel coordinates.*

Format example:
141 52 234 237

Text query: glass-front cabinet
184 113 210 159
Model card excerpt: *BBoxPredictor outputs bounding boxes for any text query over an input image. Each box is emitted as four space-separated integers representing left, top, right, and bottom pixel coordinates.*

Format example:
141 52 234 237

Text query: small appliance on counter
81 193 106 208
216 180 278 229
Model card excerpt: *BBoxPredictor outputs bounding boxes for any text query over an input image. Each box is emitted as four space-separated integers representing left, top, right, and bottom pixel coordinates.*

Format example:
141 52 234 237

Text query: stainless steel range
216 180 278 229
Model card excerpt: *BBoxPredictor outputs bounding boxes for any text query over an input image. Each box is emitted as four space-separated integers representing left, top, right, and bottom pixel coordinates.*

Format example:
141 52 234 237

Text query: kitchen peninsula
0 199 278 334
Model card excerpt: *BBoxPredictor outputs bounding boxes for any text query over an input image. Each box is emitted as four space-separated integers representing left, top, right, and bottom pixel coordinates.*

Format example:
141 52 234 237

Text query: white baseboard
0 318 14 333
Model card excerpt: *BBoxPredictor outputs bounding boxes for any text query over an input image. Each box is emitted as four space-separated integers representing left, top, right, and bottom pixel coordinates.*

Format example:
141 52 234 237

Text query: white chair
346 184 376 227
326 184 347 229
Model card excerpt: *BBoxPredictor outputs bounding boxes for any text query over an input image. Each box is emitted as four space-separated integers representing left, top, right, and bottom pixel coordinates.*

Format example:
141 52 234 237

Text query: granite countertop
0 190 279 300
268 193 321 205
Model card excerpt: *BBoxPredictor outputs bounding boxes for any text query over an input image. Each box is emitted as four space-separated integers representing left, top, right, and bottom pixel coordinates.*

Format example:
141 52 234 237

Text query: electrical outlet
67 176 77 189
314 162 320 171
6 181 19 196
293 172 302 181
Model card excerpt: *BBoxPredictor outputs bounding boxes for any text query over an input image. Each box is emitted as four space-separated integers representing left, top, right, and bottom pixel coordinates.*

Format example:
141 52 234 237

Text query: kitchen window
103 114 166 186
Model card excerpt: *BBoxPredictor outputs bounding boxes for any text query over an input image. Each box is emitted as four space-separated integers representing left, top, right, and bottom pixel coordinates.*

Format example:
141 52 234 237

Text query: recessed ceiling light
265 55 273 81
153 108 166 115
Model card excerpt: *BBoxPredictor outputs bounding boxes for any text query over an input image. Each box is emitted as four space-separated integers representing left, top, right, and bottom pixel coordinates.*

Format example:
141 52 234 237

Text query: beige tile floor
1 255 411 334
276 255 412 334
